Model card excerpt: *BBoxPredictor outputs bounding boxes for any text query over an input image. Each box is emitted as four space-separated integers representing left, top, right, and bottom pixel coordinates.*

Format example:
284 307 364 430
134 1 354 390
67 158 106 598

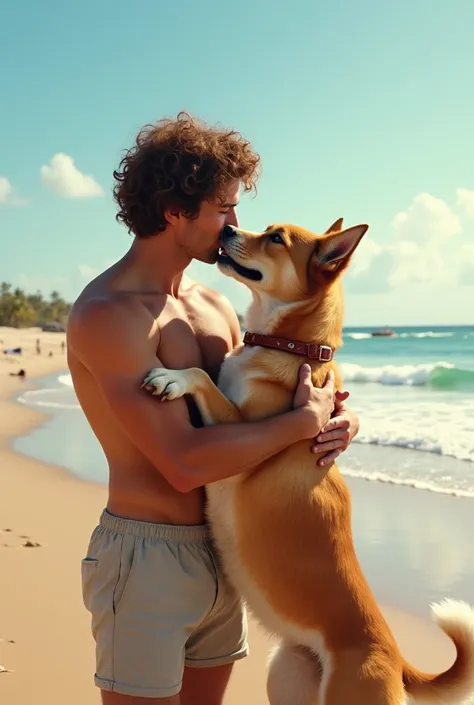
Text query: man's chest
157 299 234 382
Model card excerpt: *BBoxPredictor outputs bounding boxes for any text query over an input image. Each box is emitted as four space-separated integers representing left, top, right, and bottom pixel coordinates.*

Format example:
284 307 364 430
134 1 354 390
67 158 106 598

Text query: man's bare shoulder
68 291 160 365
70 290 153 331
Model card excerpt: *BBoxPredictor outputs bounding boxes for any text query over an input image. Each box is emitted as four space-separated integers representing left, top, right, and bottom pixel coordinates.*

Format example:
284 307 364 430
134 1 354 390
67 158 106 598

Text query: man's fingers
317 449 341 466
320 417 350 434
298 363 313 385
316 429 349 443
312 439 344 454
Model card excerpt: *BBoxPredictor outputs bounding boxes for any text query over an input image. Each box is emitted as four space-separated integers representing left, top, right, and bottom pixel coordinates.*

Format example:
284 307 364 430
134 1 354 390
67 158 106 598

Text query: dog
143 219 474 705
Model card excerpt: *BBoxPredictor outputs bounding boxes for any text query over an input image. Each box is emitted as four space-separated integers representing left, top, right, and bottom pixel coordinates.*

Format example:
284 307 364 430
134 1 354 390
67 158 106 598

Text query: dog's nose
222 224 237 242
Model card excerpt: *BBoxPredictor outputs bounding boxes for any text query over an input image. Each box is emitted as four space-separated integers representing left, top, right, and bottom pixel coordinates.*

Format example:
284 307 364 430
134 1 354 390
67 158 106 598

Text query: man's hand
293 364 336 439
313 392 360 466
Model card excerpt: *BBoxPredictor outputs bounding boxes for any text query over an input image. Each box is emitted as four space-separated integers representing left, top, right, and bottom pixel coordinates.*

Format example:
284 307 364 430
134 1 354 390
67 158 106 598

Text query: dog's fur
143 219 474 705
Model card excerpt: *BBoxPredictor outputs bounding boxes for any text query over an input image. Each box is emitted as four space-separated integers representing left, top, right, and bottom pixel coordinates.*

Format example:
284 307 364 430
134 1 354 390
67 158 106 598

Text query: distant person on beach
67 112 360 704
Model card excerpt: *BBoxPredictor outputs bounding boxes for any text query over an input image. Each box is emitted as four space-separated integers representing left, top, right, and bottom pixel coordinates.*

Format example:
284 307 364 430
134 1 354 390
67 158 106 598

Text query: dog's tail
402 599 474 704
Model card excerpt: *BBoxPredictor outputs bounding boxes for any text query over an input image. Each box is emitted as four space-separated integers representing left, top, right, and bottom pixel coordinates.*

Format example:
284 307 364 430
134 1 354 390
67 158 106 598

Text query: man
67 112 359 704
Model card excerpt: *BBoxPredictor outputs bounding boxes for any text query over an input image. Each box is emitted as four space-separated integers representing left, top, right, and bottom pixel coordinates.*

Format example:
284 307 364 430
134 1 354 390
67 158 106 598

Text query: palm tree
0 283 71 327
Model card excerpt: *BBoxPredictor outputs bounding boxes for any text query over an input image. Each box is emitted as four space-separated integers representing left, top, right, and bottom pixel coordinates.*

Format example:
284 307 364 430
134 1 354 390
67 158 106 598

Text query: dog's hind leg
322 653 405 705
266 640 322 705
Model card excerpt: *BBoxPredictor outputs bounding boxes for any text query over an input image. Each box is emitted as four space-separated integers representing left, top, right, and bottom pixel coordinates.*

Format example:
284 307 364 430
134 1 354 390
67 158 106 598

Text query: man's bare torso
68 267 235 525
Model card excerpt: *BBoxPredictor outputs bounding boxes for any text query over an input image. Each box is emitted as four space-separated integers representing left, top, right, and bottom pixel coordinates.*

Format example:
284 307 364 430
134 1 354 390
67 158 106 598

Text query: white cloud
78 259 116 282
348 190 474 293
460 243 474 265
0 176 12 202
346 249 394 295
388 241 450 288
16 273 68 292
0 176 29 206
391 192 461 243
78 264 100 280
458 243 474 286
456 188 474 219
40 153 103 199
350 237 383 276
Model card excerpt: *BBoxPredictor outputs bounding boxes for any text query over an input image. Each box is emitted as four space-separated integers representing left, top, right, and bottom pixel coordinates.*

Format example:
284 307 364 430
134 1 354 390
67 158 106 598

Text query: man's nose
225 209 239 227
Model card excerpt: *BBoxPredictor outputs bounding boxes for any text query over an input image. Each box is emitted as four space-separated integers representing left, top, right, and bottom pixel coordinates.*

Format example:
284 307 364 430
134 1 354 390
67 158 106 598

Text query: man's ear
310 224 369 275
324 217 344 234
164 209 181 226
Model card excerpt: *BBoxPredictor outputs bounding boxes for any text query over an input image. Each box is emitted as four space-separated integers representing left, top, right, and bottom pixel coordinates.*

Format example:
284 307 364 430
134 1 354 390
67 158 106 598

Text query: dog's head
217 218 368 303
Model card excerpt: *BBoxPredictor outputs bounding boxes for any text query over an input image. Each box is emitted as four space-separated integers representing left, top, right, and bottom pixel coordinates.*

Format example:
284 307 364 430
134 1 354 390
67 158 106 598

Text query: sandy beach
0 326 468 704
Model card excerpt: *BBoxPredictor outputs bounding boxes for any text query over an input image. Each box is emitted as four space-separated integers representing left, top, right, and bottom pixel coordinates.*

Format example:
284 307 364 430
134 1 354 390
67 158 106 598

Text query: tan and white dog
143 220 474 705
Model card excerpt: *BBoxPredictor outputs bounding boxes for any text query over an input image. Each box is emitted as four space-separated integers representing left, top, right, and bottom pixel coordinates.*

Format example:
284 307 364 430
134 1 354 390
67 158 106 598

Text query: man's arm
68 297 333 493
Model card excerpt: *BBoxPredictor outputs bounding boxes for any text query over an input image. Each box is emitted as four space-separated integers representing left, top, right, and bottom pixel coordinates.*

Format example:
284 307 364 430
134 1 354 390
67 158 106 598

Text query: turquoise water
14 325 474 496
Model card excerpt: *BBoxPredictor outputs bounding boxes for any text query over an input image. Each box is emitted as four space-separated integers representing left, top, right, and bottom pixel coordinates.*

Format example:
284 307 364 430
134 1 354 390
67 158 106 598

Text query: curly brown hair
112 112 260 238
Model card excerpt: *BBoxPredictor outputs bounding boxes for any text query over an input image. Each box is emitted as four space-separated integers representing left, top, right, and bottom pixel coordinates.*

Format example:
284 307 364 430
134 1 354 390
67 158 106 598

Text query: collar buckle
318 345 333 362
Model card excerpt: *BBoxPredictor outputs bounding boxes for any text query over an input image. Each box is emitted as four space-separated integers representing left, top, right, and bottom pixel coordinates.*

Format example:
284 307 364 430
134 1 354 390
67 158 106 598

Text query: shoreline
0 330 468 703
9 369 107 488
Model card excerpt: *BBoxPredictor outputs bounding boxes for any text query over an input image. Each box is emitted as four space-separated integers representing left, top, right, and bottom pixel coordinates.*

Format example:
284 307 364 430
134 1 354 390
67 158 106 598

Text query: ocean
14 325 474 497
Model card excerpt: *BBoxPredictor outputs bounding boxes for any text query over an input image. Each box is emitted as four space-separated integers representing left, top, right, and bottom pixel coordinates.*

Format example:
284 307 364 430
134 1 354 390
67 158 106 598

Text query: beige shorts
81 510 248 699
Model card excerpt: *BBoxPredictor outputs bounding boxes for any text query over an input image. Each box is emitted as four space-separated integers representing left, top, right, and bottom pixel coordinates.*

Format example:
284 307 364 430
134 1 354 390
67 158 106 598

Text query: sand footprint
0 665 14 674
23 540 41 548
0 528 13 548
0 529 41 548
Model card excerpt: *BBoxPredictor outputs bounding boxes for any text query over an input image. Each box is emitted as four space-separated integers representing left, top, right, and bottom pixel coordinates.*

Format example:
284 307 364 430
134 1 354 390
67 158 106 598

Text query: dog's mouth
217 247 262 281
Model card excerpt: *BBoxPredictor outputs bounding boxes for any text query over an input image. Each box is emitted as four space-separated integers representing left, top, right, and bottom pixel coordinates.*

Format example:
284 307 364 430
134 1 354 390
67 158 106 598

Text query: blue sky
1 0 473 326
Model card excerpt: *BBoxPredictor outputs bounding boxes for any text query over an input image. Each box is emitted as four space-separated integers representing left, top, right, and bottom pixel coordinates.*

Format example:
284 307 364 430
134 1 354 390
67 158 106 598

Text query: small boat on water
371 327 395 337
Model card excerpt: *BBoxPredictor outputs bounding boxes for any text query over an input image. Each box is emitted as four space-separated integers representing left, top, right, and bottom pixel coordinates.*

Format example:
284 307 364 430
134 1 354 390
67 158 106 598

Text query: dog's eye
269 232 284 244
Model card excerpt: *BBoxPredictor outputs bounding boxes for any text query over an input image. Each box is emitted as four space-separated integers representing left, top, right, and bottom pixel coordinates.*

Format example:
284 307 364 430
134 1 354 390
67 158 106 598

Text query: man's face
177 180 240 264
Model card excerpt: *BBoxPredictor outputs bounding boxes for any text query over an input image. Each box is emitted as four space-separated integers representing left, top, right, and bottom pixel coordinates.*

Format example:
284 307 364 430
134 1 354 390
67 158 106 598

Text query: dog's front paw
142 368 194 401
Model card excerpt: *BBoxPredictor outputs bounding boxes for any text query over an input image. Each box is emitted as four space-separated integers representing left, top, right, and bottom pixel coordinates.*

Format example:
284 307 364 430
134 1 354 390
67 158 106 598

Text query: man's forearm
177 407 317 491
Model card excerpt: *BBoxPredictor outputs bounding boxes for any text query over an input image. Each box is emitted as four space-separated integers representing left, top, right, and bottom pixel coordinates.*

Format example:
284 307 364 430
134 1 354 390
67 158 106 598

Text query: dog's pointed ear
310 224 369 278
324 217 344 234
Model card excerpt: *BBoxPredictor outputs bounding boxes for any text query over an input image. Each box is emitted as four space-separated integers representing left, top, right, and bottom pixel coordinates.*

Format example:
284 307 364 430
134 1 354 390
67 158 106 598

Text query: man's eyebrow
220 201 239 208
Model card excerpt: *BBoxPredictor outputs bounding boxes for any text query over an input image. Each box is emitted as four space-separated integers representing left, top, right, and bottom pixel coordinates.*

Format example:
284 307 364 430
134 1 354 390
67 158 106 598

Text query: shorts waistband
99 509 210 543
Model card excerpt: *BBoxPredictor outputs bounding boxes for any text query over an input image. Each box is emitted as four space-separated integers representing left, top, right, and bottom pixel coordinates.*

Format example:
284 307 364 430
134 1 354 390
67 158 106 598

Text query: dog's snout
222 224 237 242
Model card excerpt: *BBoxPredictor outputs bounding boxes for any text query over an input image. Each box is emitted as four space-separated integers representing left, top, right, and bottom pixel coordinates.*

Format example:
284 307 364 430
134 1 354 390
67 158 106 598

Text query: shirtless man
67 113 359 705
